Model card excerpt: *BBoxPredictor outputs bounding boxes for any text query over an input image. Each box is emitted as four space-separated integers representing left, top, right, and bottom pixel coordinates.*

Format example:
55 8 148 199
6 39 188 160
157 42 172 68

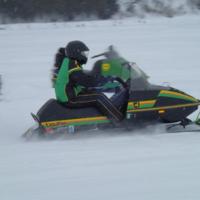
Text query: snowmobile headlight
158 110 165 114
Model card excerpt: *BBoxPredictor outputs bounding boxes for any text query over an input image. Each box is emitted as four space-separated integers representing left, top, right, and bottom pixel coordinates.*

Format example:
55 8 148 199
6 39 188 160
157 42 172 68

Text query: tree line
0 0 119 23
1 0 200 24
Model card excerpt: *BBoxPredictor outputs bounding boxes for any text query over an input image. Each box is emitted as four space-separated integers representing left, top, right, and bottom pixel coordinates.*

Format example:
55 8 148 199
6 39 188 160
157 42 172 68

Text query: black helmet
65 40 89 64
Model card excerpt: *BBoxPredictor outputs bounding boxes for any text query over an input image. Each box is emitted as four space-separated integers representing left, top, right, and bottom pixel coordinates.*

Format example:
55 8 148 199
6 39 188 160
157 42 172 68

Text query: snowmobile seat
37 99 103 123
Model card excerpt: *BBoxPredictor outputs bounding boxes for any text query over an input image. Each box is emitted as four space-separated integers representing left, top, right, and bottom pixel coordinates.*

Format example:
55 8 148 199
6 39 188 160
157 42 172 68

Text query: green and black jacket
54 57 98 103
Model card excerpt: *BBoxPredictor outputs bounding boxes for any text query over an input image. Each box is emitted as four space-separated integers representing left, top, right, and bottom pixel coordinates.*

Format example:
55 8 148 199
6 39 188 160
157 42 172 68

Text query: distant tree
190 0 200 9
0 0 119 23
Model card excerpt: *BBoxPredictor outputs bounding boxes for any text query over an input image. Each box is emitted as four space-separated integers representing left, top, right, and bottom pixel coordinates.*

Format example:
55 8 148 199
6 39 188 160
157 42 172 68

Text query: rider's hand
105 76 116 82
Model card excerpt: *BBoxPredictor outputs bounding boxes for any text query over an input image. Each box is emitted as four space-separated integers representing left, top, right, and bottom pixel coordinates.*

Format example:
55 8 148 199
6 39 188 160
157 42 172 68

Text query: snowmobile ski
166 117 200 133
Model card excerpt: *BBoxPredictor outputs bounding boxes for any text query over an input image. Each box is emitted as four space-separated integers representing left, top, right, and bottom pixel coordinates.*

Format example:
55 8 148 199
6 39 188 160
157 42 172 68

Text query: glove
105 76 116 82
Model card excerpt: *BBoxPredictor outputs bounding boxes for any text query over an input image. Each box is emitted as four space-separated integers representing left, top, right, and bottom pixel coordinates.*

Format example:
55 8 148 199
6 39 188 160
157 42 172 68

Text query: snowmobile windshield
124 62 150 91
103 47 150 90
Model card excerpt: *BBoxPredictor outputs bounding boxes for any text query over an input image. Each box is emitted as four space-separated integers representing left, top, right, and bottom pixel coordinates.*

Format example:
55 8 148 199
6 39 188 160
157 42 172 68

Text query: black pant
67 92 124 122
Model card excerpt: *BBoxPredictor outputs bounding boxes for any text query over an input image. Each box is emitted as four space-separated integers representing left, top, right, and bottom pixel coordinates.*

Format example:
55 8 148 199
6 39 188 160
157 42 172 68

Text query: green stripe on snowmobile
127 102 200 113
127 104 154 110
158 90 198 102
139 103 155 109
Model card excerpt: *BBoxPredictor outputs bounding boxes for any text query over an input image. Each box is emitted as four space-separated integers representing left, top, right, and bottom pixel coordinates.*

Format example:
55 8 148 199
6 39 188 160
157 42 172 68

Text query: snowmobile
23 46 200 139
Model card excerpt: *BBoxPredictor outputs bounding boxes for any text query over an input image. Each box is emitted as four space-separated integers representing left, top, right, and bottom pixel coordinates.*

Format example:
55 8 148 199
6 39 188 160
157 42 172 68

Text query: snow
0 15 200 200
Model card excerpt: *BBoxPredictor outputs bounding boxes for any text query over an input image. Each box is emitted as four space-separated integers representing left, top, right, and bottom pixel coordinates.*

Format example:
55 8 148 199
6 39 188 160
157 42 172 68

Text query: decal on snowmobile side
41 116 110 128
102 63 111 72
127 100 156 110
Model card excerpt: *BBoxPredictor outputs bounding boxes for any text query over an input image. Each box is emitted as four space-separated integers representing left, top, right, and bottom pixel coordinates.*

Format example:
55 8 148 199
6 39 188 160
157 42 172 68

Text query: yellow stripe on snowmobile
128 100 156 106
127 102 200 113
140 100 156 105
41 116 108 127
159 90 198 102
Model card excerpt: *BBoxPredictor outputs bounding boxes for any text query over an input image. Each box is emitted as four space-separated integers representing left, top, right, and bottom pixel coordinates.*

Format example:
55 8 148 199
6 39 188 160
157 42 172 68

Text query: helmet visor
81 50 89 58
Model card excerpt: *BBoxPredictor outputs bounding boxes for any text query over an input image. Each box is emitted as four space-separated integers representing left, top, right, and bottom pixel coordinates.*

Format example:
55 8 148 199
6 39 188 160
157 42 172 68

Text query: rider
53 40 123 123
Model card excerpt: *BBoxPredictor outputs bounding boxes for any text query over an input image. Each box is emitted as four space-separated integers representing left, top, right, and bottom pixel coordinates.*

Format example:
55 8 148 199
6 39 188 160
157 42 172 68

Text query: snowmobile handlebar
113 77 129 89
91 45 119 59
91 53 106 59
87 76 128 92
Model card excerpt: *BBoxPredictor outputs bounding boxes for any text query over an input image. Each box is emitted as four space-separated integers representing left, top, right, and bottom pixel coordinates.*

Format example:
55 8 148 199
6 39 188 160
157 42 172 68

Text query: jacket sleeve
70 70 98 88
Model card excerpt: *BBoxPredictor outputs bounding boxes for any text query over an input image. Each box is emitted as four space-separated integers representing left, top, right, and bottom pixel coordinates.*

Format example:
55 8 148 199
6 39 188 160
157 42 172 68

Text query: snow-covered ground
0 15 200 200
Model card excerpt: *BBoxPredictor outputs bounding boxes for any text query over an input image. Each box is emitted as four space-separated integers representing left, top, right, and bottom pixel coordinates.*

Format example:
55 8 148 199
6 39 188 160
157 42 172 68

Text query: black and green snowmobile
23 46 200 139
